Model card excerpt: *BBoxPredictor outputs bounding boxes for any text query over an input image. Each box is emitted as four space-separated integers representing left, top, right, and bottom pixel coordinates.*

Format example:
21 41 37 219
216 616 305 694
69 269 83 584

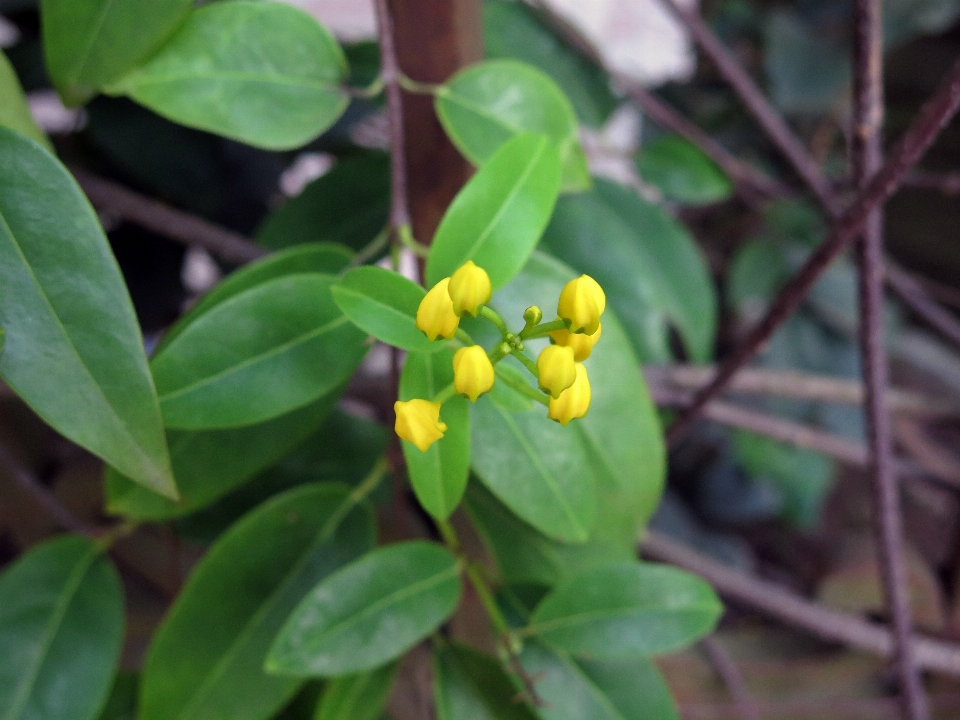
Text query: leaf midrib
128 70 344 93
158 315 349 403
3 547 97 720
530 601 718 635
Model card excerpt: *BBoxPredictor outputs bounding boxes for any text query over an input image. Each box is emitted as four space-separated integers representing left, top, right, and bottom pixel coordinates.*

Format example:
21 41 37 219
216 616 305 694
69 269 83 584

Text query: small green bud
523 305 543 327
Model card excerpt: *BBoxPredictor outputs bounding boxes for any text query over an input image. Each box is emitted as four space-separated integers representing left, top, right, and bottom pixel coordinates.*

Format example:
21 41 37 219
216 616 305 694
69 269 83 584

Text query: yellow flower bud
416 278 460 341
550 321 602 361
523 305 543 327
448 260 492 317
452 345 495 402
548 363 591 426
537 344 576 399
557 274 605 335
395 399 447 451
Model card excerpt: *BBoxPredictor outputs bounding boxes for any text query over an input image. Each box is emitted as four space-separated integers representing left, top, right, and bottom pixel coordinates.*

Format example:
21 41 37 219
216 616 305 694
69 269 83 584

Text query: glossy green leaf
436 59 589 191
433 642 538 720
427 133 561 290
529 562 722 658
106 389 341 521
151 274 367 429
313 663 396 720
400 349 470 520
0 127 175 497
483 1 617 128
140 484 375 720
466 252 664 577
106 2 350 150
159 243 353 352
542 179 717 363
332 267 439 353
519 642 678 720
0 50 49 148
256 153 390 253
0 535 124 720
40 0 192 105
267 541 462 677
636 136 733 206
471 392 596 543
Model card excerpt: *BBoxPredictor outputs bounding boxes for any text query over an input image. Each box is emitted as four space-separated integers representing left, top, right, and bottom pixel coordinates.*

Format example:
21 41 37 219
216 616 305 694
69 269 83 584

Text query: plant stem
432 383 459 405
495 367 550 407
510 349 540 379
479 306 509 336
520 319 566 340
398 73 445 95
398 224 430 258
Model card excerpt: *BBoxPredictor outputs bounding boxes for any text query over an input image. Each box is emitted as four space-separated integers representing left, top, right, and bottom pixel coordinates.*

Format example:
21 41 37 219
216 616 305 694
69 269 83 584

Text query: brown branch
905 170 960 195
644 365 958 416
72 169 266 266
887 266 960 348
852 0 928 712
700 636 762 720
640 530 960 677
665 55 960 445
373 0 412 234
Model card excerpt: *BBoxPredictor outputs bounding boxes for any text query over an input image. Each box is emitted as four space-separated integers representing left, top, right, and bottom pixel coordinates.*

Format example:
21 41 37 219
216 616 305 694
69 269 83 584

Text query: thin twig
0 440 95 537
700 636 762 720
72 169 266 266
852 0 928 711
373 0 412 234
644 365 958 416
640 530 960 677
886 266 960 348
904 170 960 195
665 55 960 445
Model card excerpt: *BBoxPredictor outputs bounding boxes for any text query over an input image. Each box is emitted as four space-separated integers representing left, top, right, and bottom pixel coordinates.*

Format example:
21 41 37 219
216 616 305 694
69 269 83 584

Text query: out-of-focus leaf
106 389 341 520
107 2 349 149
400 349 470 520
0 127 175 497
435 59 589 191
98 673 138 720
427 133 561 290
314 663 396 720
541 179 717 363
40 0 192 105
267 542 461 677
483 1 617 128
151 274 367 429
0 535 124 720
0 51 49 148
433 642 538 720
636 136 733 206
140 484 375 720
529 562 722 658
256 153 390 253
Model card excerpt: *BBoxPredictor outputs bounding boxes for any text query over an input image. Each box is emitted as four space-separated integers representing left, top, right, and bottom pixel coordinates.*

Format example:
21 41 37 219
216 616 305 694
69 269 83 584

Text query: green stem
455 328 475 346
346 76 385 98
398 73 445 96
353 226 390 265
349 455 391 504
495 367 550 407
480 306 509 337
436 519 514 639
510 349 539 379
432 382 459 405
94 519 139 551
520 318 567 340
398 224 430 258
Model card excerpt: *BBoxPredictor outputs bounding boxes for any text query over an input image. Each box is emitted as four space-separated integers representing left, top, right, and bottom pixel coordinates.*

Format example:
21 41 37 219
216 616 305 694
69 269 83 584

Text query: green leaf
106 389 341 521
636 136 733 206
0 535 124 720
150 274 367 430
433 642 538 720
466 252 664 580
106 2 350 150
267 541 462 677
98 673 138 720
400 349 470 520
256 153 390 253
0 50 49 149
40 0 192 105
483 1 617 128
541 179 717 363
427 133 561 290
313 663 396 720
518 642 678 720
528 562 722 658
0 127 175 497
159 243 353 353
471 393 596 543
140 484 375 720
436 59 589 191
332 267 439 353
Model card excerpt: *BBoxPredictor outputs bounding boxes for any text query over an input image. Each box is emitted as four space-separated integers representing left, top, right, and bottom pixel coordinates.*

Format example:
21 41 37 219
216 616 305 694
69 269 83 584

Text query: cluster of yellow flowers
394 261 605 452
